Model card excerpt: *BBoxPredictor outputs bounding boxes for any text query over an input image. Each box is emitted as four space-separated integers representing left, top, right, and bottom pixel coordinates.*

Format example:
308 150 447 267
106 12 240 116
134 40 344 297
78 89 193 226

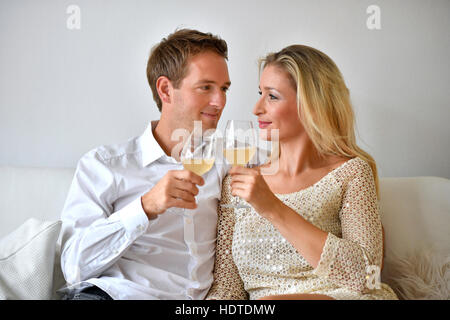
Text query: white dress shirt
58 121 229 300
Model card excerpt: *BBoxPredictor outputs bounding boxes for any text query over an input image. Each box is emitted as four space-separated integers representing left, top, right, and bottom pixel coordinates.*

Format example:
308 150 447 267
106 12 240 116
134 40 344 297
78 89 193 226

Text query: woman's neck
275 132 325 177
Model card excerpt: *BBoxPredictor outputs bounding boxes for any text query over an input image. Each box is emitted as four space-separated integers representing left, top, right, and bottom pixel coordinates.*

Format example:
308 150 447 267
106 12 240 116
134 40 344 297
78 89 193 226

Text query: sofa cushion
0 218 61 300
382 246 449 299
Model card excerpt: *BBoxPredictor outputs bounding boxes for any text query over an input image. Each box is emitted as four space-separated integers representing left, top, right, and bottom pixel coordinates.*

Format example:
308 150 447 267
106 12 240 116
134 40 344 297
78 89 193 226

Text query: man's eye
222 87 229 92
201 86 210 90
269 94 278 100
258 90 262 95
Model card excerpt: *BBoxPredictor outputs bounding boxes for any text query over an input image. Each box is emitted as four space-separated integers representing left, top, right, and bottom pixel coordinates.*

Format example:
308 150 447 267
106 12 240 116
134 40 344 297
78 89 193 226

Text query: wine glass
222 120 257 209
180 129 217 215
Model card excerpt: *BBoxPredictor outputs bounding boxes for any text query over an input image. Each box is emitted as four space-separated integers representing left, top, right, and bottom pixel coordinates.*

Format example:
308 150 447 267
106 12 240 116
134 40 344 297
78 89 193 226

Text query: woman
206 45 398 300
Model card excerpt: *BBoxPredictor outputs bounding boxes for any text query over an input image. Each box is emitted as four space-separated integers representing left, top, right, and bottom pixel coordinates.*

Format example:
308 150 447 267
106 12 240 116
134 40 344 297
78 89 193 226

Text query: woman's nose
253 97 264 116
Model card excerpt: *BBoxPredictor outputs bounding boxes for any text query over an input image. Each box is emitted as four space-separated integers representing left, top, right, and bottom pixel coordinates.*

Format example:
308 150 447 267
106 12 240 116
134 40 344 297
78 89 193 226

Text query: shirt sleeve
60 149 150 285
206 175 248 300
313 160 384 293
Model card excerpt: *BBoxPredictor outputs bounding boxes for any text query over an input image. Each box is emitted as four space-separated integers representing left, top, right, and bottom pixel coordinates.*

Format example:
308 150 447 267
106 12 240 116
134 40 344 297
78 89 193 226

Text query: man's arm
60 149 205 285
60 150 150 285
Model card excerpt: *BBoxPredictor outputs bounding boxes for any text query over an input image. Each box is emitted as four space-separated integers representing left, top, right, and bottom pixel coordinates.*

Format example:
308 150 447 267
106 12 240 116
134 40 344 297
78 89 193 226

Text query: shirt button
186 218 192 224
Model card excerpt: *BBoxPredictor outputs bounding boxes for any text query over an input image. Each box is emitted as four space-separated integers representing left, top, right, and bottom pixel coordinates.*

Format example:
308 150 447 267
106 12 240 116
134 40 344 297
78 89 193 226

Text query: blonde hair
259 45 380 197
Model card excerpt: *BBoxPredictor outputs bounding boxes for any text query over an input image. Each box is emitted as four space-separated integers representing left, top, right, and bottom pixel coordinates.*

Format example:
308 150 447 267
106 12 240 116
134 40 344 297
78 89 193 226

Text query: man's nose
211 89 226 110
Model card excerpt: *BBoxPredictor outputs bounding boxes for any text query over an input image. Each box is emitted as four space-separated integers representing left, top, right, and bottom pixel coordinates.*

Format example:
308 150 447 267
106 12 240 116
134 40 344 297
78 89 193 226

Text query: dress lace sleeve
313 159 384 293
206 175 249 300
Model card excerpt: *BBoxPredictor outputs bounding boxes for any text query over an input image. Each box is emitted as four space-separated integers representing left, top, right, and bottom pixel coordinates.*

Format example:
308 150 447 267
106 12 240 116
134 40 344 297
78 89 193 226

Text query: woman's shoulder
332 156 376 186
342 156 373 175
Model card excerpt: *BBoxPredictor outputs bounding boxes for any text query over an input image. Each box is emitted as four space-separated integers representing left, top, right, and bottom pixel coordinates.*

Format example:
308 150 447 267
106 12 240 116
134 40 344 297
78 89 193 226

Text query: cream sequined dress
206 157 398 300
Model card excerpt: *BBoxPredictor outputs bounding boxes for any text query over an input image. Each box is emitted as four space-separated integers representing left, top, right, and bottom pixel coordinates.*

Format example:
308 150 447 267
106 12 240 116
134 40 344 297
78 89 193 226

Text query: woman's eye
269 94 278 100
258 90 262 95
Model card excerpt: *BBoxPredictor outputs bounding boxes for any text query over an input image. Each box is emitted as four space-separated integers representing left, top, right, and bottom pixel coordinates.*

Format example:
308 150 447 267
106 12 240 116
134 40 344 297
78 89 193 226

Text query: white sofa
0 166 449 300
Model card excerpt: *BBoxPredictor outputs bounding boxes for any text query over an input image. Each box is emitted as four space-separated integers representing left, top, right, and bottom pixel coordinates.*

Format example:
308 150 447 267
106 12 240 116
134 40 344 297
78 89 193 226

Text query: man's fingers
170 198 197 210
173 179 199 196
170 189 196 203
173 170 205 186
162 170 204 211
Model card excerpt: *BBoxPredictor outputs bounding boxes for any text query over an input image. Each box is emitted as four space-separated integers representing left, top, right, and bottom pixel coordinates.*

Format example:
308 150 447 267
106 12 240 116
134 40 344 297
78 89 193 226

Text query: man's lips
201 112 218 120
258 120 272 128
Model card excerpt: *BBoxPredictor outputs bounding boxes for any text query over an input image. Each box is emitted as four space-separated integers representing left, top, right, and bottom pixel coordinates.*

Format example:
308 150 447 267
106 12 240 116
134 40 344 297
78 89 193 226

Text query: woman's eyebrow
260 86 281 94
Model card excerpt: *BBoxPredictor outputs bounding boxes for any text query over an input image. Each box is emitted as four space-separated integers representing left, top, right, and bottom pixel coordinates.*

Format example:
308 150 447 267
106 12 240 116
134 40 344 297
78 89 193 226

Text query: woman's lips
258 121 272 129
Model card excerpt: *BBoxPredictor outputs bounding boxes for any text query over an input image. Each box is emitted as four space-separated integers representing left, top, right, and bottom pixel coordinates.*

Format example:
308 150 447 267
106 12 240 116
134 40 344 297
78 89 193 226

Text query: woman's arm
229 161 383 293
228 166 327 268
263 200 328 269
311 161 384 293
206 175 248 300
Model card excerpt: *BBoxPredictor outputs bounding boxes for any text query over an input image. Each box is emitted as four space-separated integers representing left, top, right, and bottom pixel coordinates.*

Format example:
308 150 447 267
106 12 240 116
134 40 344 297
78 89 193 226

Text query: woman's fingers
230 181 248 190
230 181 254 199
229 165 255 175
231 172 259 187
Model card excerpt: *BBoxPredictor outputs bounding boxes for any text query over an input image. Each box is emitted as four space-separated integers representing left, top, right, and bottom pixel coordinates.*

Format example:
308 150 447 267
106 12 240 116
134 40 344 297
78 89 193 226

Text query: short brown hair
146 29 228 111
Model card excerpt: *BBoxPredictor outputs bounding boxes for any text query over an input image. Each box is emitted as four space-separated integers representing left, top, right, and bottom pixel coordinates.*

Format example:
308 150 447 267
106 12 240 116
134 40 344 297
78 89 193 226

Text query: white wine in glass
180 128 217 176
180 129 217 216
181 158 215 176
222 120 257 209
223 146 256 167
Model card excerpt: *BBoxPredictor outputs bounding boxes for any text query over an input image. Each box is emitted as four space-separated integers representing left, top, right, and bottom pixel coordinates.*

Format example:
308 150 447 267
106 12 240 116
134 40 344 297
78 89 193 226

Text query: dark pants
61 285 113 300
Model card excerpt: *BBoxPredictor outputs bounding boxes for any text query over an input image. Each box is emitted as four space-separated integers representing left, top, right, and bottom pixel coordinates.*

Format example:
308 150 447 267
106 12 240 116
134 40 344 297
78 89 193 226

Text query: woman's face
253 64 304 141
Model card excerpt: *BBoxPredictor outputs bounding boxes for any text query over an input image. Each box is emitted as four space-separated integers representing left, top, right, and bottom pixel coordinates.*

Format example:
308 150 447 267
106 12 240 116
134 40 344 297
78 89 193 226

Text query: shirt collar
139 121 167 167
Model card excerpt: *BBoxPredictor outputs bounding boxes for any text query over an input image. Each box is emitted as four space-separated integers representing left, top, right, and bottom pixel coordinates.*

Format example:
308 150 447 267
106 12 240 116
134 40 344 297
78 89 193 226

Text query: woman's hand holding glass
228 165 281 217
222 120 257 208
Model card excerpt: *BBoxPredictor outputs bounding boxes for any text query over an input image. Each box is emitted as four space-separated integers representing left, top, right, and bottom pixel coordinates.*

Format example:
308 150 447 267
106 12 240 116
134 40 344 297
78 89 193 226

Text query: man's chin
199 117 219 130
183 118 218 132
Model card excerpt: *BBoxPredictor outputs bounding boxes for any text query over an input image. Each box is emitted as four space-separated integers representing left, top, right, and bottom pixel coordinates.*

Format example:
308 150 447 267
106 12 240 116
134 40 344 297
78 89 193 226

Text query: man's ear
156 76 173 105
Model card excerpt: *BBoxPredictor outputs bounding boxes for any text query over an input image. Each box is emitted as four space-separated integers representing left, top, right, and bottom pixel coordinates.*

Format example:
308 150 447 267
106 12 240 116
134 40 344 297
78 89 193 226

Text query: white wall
1 0 449 178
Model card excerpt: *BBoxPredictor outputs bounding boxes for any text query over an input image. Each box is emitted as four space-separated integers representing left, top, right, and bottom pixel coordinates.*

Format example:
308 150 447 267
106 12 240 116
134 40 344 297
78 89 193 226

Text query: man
59 29 231 300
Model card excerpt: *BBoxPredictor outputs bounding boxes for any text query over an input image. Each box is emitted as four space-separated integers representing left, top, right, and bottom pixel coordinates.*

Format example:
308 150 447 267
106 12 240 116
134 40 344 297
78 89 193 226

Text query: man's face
170 50 231 132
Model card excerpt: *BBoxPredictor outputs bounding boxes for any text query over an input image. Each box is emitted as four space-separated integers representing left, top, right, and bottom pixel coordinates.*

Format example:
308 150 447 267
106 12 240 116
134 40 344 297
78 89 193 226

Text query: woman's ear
156 76 173 105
